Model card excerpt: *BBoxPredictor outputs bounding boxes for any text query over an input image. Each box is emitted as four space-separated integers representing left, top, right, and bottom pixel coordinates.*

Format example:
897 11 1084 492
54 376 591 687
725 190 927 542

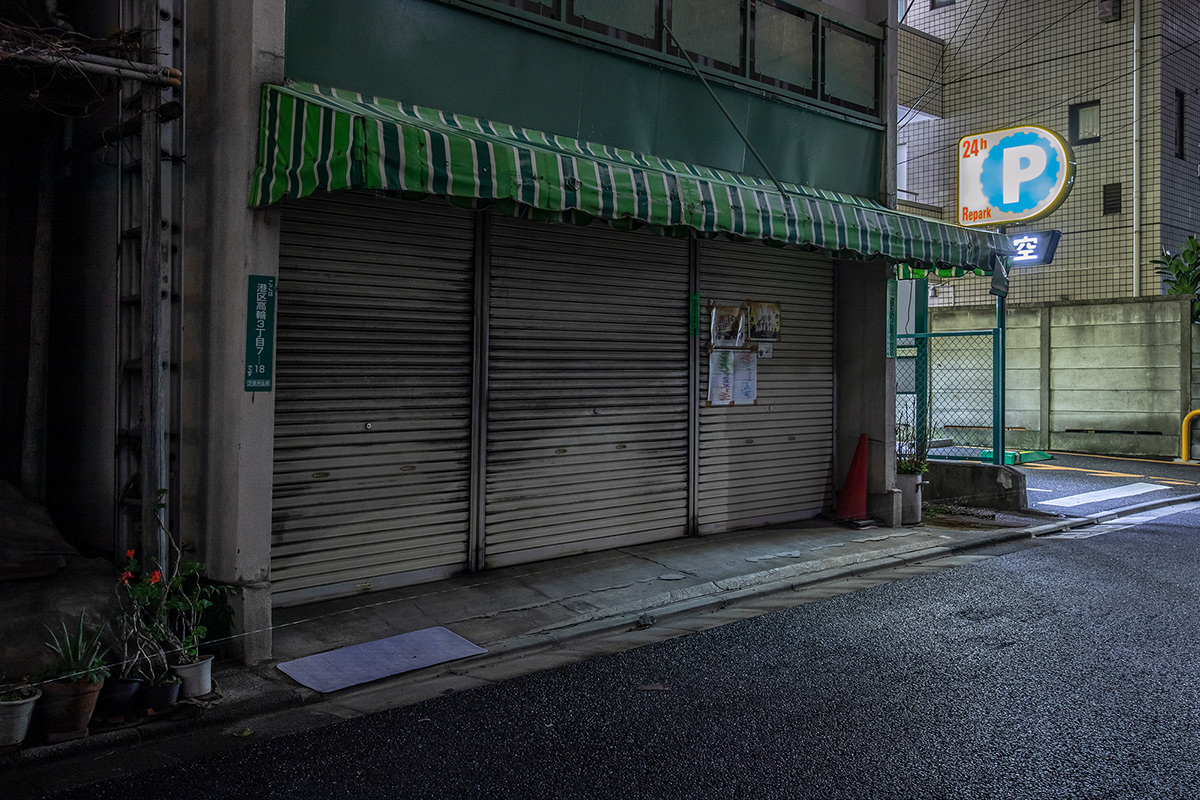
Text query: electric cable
899 28 1200 170
900 0 988 128
901 0 1090 130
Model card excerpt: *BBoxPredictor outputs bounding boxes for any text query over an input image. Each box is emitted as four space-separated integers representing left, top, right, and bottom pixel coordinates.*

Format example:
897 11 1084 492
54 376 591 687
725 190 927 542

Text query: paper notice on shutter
708 350 757 405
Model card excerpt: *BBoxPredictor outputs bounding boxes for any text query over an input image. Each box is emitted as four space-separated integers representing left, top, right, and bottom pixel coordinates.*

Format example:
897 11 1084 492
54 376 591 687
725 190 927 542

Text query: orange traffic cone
836 433 870 523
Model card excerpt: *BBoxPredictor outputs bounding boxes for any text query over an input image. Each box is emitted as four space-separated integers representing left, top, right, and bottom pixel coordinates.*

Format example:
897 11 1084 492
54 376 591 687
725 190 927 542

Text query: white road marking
1047 501 1200 538
1039 482 1168 508
1027 487 1053 492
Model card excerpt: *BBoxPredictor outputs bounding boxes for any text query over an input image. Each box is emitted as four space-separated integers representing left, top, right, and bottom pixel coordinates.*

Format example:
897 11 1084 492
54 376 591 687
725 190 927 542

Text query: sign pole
994 226 1007 466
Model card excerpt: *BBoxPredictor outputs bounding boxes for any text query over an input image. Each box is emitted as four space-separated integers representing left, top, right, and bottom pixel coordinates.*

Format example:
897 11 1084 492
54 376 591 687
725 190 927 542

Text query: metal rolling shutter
698 238 835 533
272 192 475 605
485 218 690 567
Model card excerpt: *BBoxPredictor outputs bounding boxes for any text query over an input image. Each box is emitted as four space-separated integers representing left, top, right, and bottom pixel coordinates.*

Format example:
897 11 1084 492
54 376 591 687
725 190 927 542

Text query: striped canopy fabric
249 82 1011 278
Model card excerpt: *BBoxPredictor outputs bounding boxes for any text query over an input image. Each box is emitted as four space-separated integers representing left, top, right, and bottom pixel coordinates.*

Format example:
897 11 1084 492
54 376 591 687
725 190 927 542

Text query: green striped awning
250 82 1011 278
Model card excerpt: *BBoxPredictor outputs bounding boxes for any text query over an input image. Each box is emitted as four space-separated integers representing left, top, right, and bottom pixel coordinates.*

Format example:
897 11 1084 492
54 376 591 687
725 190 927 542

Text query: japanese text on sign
245 275 276 392
707 350 757 406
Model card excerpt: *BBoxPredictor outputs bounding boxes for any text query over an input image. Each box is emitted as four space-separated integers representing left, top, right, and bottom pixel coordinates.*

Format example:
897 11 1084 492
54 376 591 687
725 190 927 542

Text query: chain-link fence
896 330 1001 466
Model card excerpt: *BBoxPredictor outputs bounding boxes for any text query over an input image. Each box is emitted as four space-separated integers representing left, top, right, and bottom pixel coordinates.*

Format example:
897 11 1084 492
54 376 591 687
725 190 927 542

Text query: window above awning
249 82 1011 284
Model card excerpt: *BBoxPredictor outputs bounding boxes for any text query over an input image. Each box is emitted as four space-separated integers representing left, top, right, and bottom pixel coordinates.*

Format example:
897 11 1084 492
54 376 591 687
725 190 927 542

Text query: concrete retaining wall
924 461 1027 510
932 295 1196 458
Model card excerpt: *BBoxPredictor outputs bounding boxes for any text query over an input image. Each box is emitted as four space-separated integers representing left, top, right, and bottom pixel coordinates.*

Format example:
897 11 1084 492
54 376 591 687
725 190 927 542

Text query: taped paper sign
749 301 781 342
708 350 757 405
710 304 747 348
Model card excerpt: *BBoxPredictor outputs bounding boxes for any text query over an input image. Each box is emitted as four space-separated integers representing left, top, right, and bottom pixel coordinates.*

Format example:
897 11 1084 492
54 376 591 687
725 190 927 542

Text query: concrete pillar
184 0 285 664
835 258 900 526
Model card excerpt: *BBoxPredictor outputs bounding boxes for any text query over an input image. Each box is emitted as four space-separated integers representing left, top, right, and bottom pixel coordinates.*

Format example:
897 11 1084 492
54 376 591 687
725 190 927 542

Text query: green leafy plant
161 557 223 663
896 397 935 475
114 548 169 682
45 614 111 685
1152 235 1200 321
117 538 229 672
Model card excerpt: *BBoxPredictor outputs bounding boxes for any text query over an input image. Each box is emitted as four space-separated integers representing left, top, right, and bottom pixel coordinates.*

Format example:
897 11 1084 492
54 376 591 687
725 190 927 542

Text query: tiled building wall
902 0 1166 306
1159 0 1200 255
898 24 944 117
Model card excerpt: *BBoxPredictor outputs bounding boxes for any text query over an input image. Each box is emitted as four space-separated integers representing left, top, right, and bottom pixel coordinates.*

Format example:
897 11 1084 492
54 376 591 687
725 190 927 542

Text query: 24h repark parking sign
958 125 1076 227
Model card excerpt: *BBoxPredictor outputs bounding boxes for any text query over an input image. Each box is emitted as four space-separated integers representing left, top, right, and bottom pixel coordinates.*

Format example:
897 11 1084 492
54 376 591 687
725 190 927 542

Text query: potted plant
1152 235 1200 322
117 538 227 702
896 393 933 526
0 679 41 748
163 557 224 699
38 614 110 741
114 548 181 711
100 549 170 722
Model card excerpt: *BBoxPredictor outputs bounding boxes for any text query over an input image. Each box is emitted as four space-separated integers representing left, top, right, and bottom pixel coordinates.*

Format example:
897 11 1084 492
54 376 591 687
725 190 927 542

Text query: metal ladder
114 0 185 564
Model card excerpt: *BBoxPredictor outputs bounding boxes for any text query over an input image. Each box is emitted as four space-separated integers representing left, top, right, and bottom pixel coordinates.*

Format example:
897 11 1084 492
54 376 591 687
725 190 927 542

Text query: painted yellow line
1046 451 1184 466
1021 464 1144 478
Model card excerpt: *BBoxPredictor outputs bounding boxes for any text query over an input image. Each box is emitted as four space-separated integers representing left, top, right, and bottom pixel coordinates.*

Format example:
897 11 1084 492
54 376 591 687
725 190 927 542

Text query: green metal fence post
916 280 929 464
993 301 1006 465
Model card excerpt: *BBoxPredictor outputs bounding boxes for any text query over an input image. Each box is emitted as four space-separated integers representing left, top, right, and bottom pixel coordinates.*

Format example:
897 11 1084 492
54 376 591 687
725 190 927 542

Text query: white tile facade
899 0 1200 306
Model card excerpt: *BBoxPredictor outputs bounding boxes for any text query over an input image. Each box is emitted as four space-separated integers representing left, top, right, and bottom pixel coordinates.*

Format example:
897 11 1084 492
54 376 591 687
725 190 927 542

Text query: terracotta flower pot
0 688 41 748
36 678 104 742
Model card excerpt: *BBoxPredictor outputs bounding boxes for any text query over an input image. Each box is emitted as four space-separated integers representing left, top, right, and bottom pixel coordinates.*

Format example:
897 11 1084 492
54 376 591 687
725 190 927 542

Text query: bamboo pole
138 0 168 570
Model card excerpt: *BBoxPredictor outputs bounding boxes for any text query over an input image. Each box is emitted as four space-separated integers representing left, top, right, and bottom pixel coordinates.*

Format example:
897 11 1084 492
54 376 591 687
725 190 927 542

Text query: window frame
749 0 819 98
1069 101 1101 146
1176 89 1187 160
663 0 747 78
565 0 662 51
931 0 955 9
819 20 881 117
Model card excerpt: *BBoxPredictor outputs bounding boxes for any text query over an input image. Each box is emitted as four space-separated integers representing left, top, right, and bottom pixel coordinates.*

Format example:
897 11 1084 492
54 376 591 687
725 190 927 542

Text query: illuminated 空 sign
1007 230 1062 266
958 126 1075 227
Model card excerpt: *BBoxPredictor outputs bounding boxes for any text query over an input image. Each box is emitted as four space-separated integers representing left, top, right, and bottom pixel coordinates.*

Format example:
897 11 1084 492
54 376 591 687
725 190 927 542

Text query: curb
1022 491 1200 537
11 492 1200 772
5 682 306 767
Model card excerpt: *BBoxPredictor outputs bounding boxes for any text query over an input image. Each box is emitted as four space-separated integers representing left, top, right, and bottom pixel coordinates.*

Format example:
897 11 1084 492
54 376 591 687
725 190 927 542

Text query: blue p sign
958 126 1075 227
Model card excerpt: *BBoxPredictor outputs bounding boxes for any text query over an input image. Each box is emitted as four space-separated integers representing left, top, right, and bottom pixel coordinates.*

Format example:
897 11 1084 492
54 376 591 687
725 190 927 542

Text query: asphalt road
44 497 1200 799
1017 451 1200 515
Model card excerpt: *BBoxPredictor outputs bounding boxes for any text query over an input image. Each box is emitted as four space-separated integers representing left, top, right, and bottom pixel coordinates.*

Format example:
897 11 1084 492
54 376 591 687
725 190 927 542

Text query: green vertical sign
690 292 701 336
885 278 897 358
245 275 276 392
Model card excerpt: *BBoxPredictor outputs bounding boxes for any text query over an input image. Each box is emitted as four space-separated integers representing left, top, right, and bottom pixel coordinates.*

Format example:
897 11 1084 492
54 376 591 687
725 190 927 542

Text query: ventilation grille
1102 183 1122 215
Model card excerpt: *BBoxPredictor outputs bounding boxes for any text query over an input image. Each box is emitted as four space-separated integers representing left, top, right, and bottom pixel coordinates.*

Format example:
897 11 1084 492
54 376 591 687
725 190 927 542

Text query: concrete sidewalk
3 509 1070 796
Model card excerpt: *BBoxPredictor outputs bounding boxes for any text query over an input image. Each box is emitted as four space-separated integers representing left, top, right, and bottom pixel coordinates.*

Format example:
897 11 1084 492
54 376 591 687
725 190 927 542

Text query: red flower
149 570 162 584
126 549 136 559
120 570 133 585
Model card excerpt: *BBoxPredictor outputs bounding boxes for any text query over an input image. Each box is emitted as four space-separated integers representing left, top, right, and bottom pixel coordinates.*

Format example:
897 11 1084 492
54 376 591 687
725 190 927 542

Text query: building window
1102 182 1122 215
820 21 880 115
1177 90 1187 160
931 0 955 8
897 142 909 197
1070 102 1101 145
751 1 818 97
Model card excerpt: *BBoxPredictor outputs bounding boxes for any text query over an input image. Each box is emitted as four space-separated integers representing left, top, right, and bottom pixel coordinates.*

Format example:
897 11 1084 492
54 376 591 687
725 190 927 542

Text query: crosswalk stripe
1046 500 1200 538
1040 482 1168 507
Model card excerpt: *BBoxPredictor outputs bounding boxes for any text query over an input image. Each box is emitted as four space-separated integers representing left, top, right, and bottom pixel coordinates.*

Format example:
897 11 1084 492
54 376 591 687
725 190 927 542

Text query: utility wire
942 0 1093 88
899 29 1200 169
901 0 1090 130
899 0 987 128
